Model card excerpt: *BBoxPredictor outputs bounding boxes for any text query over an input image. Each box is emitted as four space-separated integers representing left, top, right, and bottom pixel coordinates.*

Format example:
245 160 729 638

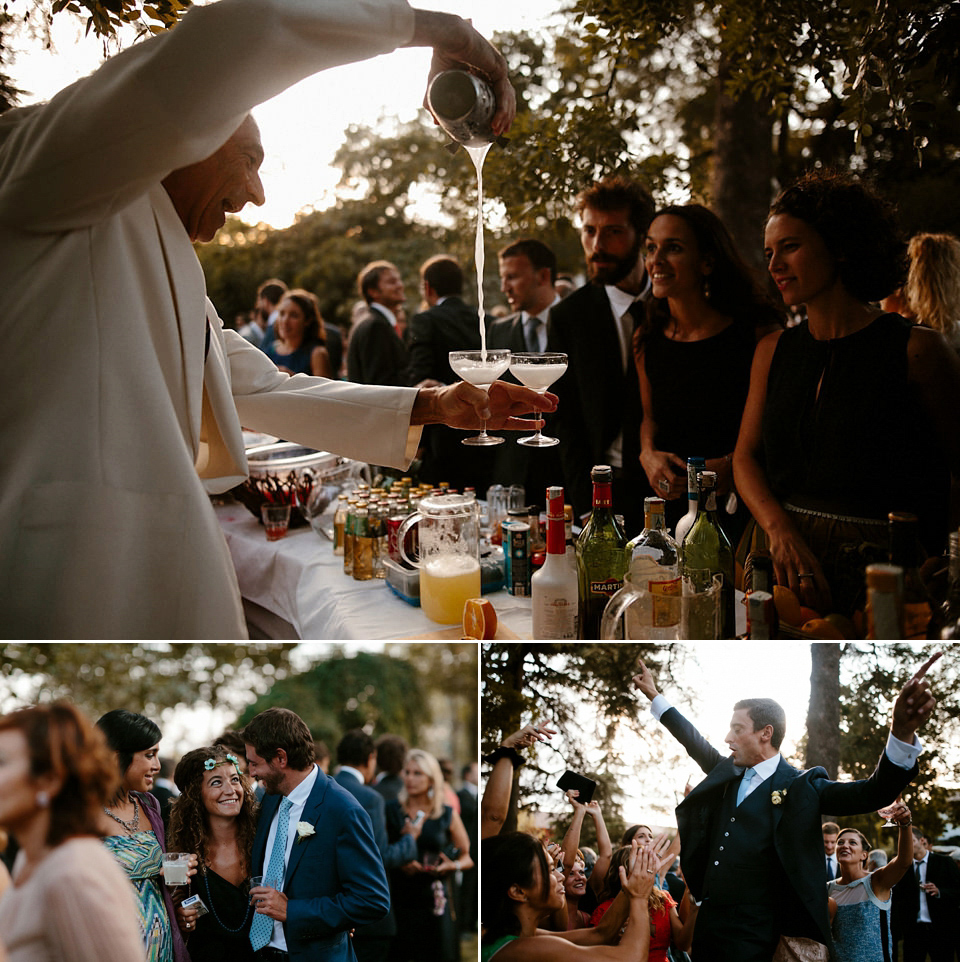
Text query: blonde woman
905 233 960 348
385 749 474 962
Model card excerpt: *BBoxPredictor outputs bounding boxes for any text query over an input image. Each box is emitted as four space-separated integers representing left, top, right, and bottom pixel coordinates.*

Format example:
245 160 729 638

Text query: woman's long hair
167 747 258 877
397 748 446 819
596 845 667 921
481 832 552 943
905 232 960 345
281 289 326 346
639 203 784 348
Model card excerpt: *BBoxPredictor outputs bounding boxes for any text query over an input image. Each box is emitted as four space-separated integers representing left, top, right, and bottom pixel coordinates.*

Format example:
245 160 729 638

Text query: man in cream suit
0 0 550 639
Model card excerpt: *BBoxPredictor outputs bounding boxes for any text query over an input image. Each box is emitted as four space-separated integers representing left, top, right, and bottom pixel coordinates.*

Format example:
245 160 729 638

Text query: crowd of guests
480 654 958 962
233 167 960 622
0 702 477 962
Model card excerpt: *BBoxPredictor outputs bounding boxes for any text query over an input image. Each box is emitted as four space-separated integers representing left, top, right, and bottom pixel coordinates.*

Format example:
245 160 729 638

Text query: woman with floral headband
168 747 259 962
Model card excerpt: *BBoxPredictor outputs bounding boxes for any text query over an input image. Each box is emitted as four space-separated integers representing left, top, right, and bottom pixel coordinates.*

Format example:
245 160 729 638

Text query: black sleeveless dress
185 869 256 962
643 320 757 544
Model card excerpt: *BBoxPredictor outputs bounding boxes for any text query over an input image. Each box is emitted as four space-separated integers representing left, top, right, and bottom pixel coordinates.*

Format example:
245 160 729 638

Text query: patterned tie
249 797 293 951
736 767 756 806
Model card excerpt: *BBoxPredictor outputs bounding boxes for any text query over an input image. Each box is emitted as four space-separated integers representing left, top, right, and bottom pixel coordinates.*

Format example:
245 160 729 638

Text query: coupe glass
508 352 568 447
448 349 511 446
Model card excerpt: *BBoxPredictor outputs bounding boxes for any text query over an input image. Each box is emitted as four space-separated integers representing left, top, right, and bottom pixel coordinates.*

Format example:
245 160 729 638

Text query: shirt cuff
650 694 672 722
885 730 922 769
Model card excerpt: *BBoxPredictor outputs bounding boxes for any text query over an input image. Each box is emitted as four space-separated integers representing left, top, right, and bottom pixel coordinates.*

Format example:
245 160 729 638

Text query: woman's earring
36 790 50 808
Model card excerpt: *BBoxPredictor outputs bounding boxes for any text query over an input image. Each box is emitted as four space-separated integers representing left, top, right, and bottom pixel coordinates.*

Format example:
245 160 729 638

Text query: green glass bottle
576 465 628 639
680 470 735 638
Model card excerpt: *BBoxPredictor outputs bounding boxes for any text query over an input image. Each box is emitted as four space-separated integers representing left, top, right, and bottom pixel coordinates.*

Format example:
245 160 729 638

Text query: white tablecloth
215 501 535 640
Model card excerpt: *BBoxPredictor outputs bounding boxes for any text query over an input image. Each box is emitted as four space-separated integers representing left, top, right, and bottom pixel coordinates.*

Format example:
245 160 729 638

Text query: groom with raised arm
242 708 390 962
632 653 940 962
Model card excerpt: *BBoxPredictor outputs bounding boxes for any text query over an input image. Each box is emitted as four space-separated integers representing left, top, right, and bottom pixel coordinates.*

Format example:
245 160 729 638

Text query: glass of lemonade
508 352 568 447
448 349 511 446
162 852 191 888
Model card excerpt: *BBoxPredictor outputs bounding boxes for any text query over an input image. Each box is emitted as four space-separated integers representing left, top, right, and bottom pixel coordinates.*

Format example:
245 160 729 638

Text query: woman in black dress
635 203 783 545
386 749 474 962
168 747 259 962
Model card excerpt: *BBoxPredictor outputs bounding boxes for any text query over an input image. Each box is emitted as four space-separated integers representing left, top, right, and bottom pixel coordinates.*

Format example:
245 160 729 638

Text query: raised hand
632 659 660 702
891 651 941 742
502 722 557 750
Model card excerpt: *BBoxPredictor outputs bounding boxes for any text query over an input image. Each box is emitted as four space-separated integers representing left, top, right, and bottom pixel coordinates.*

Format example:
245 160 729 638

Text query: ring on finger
798 572 814 579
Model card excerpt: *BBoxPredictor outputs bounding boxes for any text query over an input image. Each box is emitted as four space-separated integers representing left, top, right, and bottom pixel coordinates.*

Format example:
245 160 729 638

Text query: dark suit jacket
486 312 562 502
252 770 390 962
661 706 918 947
405 297 494 492
333 770 417 943
347 306 409 386
546 283 644 523
892 850 960 939
149 781 176 831
373 774 403 804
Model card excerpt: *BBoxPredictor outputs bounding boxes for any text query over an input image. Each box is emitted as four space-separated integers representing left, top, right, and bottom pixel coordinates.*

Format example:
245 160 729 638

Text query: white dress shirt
261 764 320 950
915 853 934 923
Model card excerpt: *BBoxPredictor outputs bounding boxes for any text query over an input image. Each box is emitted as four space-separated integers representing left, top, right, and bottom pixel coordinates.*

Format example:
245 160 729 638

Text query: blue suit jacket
333 769 416 941
662 706 918 947
252 769 391 962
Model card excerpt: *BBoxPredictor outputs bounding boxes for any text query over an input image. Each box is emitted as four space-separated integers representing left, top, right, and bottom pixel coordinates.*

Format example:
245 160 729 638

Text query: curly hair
905 232 960 344
168 747 258 877
768 169 907 303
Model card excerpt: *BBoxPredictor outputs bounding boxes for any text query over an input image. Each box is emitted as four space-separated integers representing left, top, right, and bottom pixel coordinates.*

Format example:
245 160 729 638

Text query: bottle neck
697 487 718 517
645 510 665 532
592 480 613 510
546 514 566 555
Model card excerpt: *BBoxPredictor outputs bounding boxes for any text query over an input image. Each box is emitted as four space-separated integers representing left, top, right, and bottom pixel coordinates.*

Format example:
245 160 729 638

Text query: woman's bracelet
481 745 525 769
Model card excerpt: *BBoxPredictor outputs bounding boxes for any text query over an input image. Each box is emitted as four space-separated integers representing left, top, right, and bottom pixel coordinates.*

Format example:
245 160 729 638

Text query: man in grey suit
334 730 421 962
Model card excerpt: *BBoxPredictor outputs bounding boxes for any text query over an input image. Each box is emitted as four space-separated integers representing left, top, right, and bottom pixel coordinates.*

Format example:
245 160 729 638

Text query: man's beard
259 770 285 795
587 237 642 287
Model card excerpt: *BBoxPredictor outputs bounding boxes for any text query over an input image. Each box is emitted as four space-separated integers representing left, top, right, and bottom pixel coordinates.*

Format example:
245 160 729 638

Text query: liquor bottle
532 486 579 639
576 466 628 639
680 470 735 638
940 530 960 639
563 504 578 579
743 548 775 595
865 563 904 639
887 512 938 639
746 590 776 639
527 505 546 569
674 456 705 544
625 497 681 638
333 495 348 557
370 498 387 579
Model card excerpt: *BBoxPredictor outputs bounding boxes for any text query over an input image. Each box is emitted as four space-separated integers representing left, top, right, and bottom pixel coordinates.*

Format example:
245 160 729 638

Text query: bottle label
649 577 682 626
533 598 578 639
592 482 613 508
589 578 623 597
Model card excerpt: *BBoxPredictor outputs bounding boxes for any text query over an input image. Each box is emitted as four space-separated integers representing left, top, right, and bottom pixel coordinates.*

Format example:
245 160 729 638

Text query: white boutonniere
771 789 787 806
296 821 316 843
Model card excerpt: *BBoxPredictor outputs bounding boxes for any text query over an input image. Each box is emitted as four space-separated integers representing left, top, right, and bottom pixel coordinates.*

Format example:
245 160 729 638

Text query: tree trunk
709 54 775 275
502 645 528 834
805 643 842 780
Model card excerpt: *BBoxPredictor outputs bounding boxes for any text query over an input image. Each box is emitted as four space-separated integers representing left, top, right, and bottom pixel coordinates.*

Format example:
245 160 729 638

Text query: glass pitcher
600 573 722 639
398 493 481 624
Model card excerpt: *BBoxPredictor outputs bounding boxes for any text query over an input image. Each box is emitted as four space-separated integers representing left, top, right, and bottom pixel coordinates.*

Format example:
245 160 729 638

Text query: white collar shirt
337 765 366 785
262 763 320 950
371 303 398 329
916 853 933 923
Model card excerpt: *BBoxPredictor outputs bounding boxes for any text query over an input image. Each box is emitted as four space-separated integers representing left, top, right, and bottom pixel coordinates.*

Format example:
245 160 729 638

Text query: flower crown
204 752 243 776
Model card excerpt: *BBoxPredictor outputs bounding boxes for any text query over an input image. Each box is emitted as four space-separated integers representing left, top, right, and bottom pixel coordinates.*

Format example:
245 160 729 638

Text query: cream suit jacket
0 0 420 638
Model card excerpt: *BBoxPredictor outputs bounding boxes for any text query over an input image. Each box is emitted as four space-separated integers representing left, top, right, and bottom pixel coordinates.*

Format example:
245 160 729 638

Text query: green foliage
0 642 296 720
234 648 425 752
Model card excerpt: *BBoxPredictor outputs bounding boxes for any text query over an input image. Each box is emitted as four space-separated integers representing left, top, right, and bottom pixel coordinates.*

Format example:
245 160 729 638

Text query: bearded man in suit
242 708 390 962
631 653 939 962
546 176 655 533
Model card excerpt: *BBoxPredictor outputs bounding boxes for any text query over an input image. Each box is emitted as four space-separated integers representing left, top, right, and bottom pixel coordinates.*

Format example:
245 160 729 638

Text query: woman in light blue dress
828 802 915 962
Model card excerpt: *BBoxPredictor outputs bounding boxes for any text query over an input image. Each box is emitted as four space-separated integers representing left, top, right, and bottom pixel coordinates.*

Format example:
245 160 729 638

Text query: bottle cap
591 465 613 483
866 563 904 593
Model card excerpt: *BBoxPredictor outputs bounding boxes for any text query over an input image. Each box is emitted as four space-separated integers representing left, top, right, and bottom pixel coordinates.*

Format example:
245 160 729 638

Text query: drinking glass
508 352 568 447
448 349 511 446
162 852 191 888
877 797 903 828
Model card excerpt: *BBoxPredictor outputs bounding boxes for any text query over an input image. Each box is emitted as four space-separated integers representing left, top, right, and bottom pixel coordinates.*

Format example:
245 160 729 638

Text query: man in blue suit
333 730 420 962
242 709 391 962
631 653 939 962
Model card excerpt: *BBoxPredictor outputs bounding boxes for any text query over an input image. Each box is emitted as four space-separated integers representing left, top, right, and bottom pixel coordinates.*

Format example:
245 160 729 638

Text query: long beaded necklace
103 796 140 833
201 867 253 935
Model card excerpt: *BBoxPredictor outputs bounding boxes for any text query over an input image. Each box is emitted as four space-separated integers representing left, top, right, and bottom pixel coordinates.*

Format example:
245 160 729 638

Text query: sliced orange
463 597 498 640
773 585 803 627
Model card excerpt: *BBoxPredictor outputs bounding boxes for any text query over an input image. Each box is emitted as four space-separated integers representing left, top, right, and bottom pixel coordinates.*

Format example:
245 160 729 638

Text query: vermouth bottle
576 466 628 639
531 486 579 639
680 470 735 638
674 456 705 544
625 497 681 638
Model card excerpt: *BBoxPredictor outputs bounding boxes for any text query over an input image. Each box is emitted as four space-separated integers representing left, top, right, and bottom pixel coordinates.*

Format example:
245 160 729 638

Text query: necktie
827 856 836 879
736 767 755 806
250 797 293 951
525 315 543 352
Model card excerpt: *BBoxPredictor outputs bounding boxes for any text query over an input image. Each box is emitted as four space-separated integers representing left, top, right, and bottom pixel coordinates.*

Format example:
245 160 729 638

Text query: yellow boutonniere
771 789 787 805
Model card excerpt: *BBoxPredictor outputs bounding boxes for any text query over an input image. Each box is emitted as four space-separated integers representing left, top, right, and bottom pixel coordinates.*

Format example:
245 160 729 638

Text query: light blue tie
250 797 293 951
736 767 756 806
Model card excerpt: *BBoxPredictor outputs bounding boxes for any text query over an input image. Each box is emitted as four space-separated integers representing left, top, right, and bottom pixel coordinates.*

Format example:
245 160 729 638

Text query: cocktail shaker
427 69 509 152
